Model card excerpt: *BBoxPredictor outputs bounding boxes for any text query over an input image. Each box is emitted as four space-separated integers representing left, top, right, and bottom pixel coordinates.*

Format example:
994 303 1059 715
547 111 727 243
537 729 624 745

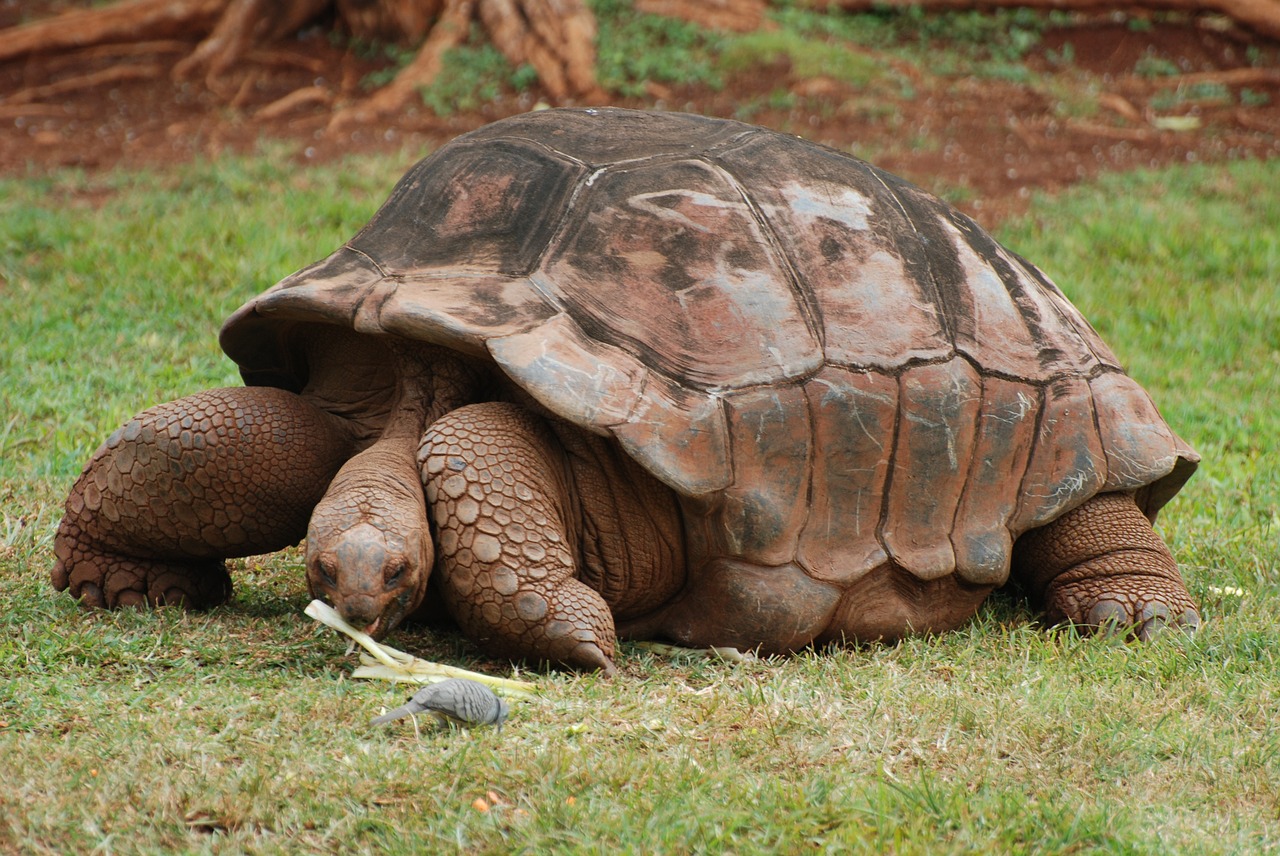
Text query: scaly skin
305 433 431 638
302 343 483 639
1012 492 1200 638
421 402 621 674
52 386 354 608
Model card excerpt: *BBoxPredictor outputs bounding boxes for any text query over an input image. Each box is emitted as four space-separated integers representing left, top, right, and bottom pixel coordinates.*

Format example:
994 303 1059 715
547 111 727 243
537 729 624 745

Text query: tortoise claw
1137 604 1200 640
1062 589 1201 641
1136 602 1171 641
53 541 232 611
1085 599 1129 636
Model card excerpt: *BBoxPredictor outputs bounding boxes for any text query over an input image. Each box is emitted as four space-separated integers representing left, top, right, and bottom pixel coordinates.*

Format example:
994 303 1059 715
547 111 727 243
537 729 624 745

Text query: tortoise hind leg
53 386 354 609
1012 492 1200 639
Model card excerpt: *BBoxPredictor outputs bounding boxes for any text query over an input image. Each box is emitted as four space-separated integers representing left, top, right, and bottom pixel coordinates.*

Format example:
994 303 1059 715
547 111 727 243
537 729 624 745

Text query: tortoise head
304 435 433 639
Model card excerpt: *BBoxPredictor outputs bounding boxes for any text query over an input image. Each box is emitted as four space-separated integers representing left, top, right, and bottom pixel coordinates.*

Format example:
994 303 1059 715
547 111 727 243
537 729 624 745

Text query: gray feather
371 678 510 731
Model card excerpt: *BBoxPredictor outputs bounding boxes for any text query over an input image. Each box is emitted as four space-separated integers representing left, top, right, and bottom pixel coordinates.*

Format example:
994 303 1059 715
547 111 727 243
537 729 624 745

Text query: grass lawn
1 148 1277 854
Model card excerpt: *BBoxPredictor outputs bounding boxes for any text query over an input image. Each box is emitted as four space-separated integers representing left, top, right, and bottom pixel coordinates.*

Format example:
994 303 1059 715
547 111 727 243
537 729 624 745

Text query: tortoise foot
53 534 232 610
1046 572 1200 640
1014 493 1200 641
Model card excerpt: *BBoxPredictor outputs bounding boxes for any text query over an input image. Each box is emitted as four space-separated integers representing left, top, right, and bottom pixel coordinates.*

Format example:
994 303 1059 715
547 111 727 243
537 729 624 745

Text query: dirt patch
2 4 1277 226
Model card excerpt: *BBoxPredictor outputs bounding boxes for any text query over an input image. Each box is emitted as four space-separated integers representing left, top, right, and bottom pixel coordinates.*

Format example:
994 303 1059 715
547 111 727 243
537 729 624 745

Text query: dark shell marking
221 108 1197 590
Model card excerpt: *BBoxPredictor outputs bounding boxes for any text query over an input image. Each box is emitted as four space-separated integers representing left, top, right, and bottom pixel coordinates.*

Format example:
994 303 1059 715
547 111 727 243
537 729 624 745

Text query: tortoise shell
220 107 1197 591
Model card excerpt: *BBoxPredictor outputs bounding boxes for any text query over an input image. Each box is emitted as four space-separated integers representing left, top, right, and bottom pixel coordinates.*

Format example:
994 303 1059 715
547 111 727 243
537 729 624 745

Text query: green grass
383 4 1065 114
717 29 885 87
2 151 1278 852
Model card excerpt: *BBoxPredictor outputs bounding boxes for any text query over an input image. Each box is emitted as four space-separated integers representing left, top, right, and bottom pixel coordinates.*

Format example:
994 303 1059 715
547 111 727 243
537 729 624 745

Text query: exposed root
42 40 192 69
1097 92 1144 124
1142 67 1280 88
246 48 329 75
327 0 475 132
0 103 69 120
0 0 227 64
172 0 328 85
336 0 441 42
478 0 602 100
255 84 334 120
4 64 164 106
228 68 261 110
3 0 609 128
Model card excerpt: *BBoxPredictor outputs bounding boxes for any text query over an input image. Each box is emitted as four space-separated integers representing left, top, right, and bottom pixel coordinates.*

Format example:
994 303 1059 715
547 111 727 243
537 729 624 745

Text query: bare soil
2 2 1278 226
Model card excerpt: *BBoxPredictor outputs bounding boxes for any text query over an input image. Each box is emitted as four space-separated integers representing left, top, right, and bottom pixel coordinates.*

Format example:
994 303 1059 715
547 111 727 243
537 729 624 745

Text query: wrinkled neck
381 340 483 442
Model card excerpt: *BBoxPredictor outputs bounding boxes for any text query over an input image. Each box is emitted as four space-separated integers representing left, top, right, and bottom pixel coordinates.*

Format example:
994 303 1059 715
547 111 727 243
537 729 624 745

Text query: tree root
2 0 605 131
172 0 329 85
0 0 227 65
327 0 476 132
5 63 165 106
256 84 334 120
479 0 602 101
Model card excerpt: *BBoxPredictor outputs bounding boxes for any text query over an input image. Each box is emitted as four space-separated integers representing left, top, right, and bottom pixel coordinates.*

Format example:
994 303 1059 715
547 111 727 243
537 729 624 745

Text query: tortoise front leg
420 402 618 674
1012 492 1200 638
53 386 354 609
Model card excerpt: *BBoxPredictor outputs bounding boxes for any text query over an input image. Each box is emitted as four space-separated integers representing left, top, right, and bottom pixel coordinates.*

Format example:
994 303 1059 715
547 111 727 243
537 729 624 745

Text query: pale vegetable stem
304 599 537 698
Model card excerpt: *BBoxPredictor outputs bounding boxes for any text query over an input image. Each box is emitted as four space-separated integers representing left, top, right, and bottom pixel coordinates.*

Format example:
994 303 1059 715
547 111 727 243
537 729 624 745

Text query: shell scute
880 358 982 579
539 157 822 390
461 107 751 165
487 313 645 432
1013 374 1108 532
350 139 585 277
714 385 813 566
1091 371 1183 492
943 211 1106 378
795 367 896 584
951 376 1040 584
609 374 731 497
714 135 951 370
375 274 557 357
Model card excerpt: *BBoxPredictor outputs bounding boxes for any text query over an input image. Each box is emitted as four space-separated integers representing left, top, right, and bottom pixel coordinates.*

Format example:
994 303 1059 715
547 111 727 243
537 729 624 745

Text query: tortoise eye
316 557 338 589
384 560 408 588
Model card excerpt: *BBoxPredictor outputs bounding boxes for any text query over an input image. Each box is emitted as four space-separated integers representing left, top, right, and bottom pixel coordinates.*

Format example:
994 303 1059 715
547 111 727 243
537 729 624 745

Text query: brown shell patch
1013 374 1108 533
715 134 952 370
951 376 1040 584
714 385 813 566
458 107 751 165
539 157 822 390
487 313 646 432
881 358 982 580
1090 370 1183 492
375 274 557 357
350 138 585 277
610 374 732 497
795 367 898 584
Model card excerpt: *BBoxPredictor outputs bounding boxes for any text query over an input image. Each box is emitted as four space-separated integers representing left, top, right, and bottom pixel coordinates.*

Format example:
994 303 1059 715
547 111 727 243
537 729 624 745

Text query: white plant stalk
634 641 758 663
305 599 536 698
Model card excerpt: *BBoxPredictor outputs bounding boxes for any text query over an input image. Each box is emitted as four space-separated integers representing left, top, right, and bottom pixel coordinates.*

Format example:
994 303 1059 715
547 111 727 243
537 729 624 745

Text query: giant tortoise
52 108 1201 673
